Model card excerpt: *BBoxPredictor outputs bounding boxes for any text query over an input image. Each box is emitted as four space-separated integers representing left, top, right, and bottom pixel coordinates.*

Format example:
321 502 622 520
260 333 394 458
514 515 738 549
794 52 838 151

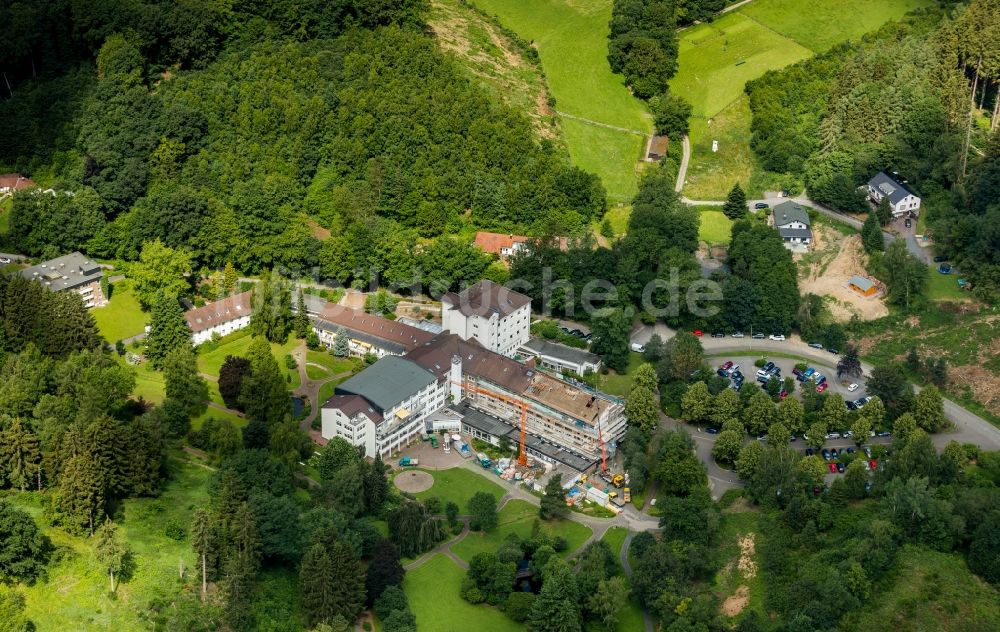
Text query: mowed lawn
10 460 212 631
699 209 734 245
196 330 301 388
685 97 759 200
400 466 506 513
451 499 592 563
926 266 972 302
597 351 645 398
90 282 149 343
741 0 934 52
598 527 646 632
670 11 812 119
472 0 651 202
404 554 523 632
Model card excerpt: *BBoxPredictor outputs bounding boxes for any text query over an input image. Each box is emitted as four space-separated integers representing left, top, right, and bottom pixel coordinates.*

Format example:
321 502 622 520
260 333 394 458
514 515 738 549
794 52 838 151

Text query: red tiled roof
474 232 527 255
0 174 35 191
322 393 383 423
185 292 251 333
317 304 435 352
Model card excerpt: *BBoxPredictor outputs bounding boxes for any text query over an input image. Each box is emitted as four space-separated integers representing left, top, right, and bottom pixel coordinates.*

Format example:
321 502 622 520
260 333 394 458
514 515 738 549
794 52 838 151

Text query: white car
847 383 859 392
0 257 10 264
769 334 785 341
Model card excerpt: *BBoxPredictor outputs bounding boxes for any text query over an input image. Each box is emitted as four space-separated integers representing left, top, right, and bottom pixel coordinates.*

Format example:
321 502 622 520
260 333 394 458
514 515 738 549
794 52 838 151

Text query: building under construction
320 331 627 472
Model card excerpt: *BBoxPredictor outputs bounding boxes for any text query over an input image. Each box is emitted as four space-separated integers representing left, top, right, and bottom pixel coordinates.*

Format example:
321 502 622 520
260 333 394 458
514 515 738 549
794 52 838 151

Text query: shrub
164 518 185 540
284 354 297 369
754 358 767 368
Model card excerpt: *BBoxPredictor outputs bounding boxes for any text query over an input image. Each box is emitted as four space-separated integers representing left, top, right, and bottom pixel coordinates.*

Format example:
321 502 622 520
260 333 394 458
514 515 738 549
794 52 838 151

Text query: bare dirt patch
723 497 758 514
722 585 750 617
395 470 434 494
797 226 888 321
949 365 1000 415
737 534 757 579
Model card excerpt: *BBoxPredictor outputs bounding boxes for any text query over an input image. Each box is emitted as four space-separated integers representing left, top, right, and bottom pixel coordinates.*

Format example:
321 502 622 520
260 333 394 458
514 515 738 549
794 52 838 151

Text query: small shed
647 135 669 161
849 275 877 297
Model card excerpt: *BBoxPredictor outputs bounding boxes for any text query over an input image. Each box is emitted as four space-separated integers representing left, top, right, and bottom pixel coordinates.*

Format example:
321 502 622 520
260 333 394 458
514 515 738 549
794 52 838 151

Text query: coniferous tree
333 327 350 358
365 540 404 606
249 270 292 343
300 544 338 626
94 518 131 593
876 196 892 226
540 473 569 520
191 508 212 602
327 539 365 622
529 557 581 632
221 555 255 630
163 346 209 418
363 453 390 515
239 337 290 424
222 262 238 296
218 355 251 410
861 211 884 253
0 419 41 492
146 296 191 369
723 183 748 219
294 289 310 339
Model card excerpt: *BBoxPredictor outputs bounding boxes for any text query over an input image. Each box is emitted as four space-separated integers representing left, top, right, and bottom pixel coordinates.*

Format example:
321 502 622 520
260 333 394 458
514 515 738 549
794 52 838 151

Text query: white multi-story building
321 355 444 458
442 279 531 357
184 292 252 345
867 171 921 217
18 251 107 308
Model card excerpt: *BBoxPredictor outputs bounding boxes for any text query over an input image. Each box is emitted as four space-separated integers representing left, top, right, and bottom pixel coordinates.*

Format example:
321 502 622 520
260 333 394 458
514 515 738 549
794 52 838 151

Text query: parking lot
711 355 869 405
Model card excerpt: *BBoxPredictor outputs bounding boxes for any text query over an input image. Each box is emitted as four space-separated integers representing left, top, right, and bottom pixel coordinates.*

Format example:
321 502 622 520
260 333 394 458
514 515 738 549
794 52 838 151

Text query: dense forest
746 0 1000 298
1 0 604 285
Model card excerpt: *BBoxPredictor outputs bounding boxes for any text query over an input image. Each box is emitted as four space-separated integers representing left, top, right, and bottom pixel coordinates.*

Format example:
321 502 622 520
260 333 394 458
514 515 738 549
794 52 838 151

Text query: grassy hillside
672 0 934 199
470 0 652 202
428 0 563 144
843 545 1000 632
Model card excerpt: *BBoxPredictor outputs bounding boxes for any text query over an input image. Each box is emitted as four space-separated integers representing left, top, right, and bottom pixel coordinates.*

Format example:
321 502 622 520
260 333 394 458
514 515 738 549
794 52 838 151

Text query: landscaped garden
398 466 506 513
90 281 149 343
196 330 301 388
450 499 592 563
404 554 523 632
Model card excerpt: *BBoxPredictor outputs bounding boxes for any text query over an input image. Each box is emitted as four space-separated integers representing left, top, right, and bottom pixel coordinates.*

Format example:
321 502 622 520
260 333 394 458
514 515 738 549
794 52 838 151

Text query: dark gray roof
312 318 408 355
520 338 600 366
868 171 918 205
772 201 810 227
450 400 596 472
778 227 812 240
335 356 437 413
18 251 102 292
442 279 532 319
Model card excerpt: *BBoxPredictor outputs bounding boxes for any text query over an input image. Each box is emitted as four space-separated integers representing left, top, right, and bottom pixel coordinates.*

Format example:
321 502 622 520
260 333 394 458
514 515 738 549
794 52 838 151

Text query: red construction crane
453 380 529 466
597 422 608 475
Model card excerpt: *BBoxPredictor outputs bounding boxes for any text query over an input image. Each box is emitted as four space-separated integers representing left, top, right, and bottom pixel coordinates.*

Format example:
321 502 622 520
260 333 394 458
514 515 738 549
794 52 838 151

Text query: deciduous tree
468 491 498 532
625 385 659 431
94 518 131 593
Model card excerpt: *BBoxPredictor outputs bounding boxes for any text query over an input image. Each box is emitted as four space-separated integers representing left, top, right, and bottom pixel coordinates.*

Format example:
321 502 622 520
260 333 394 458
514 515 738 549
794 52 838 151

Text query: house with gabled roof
867 171 921 217
771 201 812 251
184 291 252 344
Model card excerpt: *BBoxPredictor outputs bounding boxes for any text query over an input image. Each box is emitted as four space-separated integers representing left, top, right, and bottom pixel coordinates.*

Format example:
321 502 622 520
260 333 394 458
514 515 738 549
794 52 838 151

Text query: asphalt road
0 252 26 263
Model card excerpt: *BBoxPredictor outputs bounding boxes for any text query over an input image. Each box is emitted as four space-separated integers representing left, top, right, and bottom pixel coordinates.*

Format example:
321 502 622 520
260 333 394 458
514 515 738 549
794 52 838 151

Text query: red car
828 463 837 473
779 390 789 400
816 382 829 393
693 330 703 337
721 361 734 370
869 459 878 470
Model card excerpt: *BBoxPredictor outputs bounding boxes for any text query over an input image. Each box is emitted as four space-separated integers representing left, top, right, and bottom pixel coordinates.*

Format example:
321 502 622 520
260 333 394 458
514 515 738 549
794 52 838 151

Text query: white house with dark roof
867 171 921 217
771 201 813 251
441 279 531 357
518 338 602 375
184 291 252 345
18 251 107 308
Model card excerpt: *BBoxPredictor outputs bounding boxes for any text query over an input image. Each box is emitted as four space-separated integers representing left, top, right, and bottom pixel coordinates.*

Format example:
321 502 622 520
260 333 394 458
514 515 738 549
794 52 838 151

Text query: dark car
754 202 770 209
717 369 730 377
827 348 839 355
808 342 824 348
938 264 952 274
752 332 765 339
706 427 719 434
805 448 814 456
830 448 840 458
712 331 725 338
821 449 830 460
763 362 775 372
846 447 855 454
904 217 912 228
933 255 948 263
846 401 858 410
836 462 846 473
876 431 891 437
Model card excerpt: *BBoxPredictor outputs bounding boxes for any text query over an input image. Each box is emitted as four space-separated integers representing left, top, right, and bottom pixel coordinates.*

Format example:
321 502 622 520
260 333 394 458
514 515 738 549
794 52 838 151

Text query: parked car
712 331 725 338
732 331 745 338
804 368 815 378
830 448 840 457
805 448 814 456
630 343 645 353
847 383 859 392
769 334 786 341
752 332 765 339
808 342 824 349
706 427 719 434
864 446 872 458
828 463 838 473
845 447 855 454
730 364 741 374
846 400 858 410
816 382 829 393
779 390 789 400
721 361 733 370
938 264 952 274
856 396 871 408
821 449 830 460
843 431 853 439
792 368 803 376
755 202 770 209
865 481 873 493
763 362 775 372
826 347 839 354
933 255 948 263
693 330 703 337
717 369 730 377
876 431 891 437
836 462 846 473
904 217 912 228
869 459 878 470
825 432 840 439
0 257 10 264
757 375 770 385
